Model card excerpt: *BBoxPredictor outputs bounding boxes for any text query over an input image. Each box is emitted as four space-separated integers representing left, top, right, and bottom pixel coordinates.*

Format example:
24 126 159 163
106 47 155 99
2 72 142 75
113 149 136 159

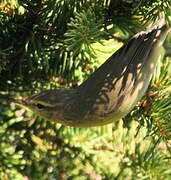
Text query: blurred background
0 0 171 179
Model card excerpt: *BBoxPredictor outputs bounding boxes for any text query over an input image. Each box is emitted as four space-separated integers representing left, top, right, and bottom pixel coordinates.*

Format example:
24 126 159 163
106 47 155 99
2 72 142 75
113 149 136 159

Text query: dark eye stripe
36 104 46 109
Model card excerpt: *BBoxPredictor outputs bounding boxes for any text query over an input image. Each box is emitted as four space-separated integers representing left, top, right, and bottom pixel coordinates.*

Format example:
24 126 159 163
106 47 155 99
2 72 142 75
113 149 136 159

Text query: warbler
16 19 170 127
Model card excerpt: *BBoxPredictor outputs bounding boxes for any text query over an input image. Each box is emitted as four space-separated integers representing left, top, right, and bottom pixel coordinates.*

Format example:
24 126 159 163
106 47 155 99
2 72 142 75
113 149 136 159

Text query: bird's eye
36 103 46 109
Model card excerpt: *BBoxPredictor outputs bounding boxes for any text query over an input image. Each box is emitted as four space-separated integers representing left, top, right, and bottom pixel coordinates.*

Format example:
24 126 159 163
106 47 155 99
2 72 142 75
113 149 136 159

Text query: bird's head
15 89 74 123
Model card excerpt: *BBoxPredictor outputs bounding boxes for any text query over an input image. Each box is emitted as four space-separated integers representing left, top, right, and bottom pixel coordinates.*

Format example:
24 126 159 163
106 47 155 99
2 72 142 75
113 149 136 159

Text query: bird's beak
15 99 29 107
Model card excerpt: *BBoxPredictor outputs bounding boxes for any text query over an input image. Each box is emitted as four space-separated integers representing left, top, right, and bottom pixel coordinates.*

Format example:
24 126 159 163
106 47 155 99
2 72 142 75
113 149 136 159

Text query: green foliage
0 0 171 179
64 10 106 81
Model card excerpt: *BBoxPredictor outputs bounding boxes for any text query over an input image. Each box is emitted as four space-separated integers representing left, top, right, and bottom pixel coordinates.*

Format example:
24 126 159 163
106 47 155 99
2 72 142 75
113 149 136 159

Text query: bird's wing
77 21 169 117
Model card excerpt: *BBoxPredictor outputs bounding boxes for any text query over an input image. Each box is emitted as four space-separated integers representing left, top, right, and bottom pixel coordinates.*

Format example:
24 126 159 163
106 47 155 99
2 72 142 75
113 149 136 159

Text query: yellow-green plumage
16 20 170 127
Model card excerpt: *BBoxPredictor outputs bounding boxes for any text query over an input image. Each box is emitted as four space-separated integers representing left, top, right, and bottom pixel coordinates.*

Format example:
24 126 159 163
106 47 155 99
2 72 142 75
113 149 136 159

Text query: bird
16 19 170 128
